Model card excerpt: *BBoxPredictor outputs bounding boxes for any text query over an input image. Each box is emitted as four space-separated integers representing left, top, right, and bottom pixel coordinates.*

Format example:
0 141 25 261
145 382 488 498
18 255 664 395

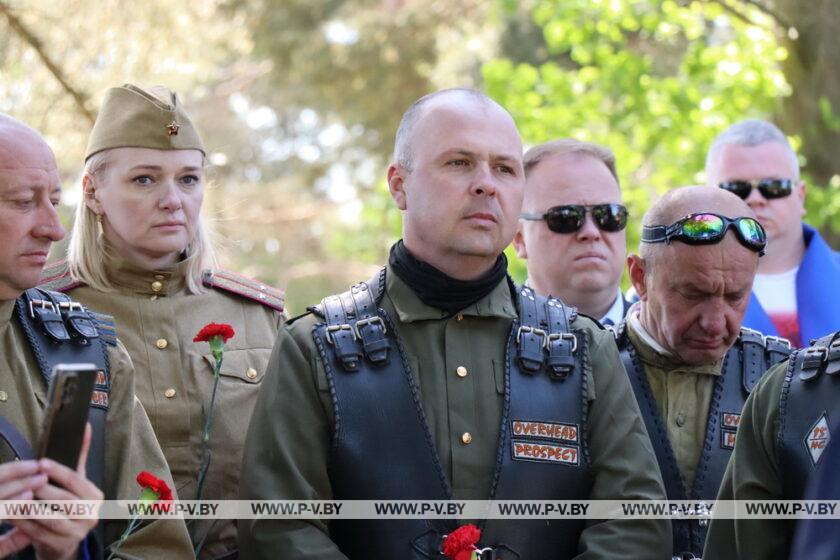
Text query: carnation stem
194 354 222 504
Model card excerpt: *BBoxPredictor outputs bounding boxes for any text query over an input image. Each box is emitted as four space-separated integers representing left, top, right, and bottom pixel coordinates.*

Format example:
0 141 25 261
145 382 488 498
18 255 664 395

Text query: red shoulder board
39 259 85 293
202 269 285 313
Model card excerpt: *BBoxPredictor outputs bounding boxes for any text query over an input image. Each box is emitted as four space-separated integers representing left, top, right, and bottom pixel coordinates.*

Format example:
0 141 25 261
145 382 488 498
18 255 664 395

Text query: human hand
0 459 48 557
12 424 103 560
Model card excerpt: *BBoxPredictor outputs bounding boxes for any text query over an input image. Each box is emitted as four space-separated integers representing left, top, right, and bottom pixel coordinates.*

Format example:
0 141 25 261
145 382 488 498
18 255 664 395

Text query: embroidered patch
511 439 579 466
510 420 579 443
721 412 741 430
721 430 737 450
90 390 109 410
804 412 831 466
94 370 109 389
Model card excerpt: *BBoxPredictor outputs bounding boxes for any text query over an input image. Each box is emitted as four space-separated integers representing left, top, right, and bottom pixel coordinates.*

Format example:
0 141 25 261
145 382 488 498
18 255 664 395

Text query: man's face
707 142 804 243
388 98 524 275
0 134 65 300
514 152 626 299
631 235 758 365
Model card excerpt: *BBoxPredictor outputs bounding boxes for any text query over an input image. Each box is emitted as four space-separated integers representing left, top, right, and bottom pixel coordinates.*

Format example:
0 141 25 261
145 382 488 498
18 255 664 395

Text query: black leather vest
616 325 791 558
4 288 113 560
312 272 592 559
778 331 840 499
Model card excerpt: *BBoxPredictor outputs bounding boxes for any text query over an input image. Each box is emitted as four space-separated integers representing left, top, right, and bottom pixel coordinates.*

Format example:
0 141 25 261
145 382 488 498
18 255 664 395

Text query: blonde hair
67 149 217 294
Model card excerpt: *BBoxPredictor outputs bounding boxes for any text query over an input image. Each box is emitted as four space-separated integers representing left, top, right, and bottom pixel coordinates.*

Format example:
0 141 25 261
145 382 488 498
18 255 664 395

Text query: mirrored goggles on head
718 178 793 200
641 212 767 256
520 203 628 234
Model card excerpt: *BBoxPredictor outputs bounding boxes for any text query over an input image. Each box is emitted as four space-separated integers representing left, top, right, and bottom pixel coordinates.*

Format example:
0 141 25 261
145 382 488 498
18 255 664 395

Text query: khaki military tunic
239 266 671 559
47 257 284 558
0 299 193 559
703 361 791 560
626 313 722 488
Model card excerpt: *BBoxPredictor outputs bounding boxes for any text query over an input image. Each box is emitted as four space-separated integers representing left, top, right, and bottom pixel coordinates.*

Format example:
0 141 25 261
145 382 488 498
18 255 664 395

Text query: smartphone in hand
38 363 98 469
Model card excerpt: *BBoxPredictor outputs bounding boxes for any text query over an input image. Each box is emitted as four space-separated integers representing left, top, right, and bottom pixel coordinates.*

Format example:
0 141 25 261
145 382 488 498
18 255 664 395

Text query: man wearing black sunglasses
514 139 630 325
617 185 791 559
706 119 840 348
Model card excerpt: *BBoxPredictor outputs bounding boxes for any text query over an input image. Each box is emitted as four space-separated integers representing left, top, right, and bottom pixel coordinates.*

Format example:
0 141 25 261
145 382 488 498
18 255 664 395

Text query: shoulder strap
318 269 388 371
202 269 285 312
38 259 83 293
514 285 578 380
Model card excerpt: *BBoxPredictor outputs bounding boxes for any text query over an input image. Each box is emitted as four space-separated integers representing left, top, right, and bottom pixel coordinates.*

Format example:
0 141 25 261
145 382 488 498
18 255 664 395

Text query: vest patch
511 420 579 443
804 412 831 466
511 439 579 466
722 411 741 429
90 389 109 410
721 430 737 450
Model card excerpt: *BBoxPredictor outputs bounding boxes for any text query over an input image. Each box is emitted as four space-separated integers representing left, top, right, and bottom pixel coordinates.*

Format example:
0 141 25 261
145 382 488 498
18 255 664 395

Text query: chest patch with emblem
720 411 741 450
804 412 831 466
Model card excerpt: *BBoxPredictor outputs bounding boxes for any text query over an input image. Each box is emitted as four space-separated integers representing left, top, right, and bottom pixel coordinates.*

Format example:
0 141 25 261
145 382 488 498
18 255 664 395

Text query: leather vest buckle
545 332 577 380
516 326 547 373
326 324 363 371
476 547 498 560
354 316 390 365
799 346 827 381
58 301 98 340
825 339 840 375
28 298 70 342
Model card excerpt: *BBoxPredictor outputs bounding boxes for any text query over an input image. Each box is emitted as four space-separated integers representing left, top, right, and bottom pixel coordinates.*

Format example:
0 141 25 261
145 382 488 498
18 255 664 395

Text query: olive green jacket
239 267 671 559
46 257 284 558
0 299 193 559
703 361 791 560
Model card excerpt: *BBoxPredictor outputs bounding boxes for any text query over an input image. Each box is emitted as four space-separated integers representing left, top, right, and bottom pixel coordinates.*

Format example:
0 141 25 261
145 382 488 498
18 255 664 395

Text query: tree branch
739 0 793 31
0 1 95 124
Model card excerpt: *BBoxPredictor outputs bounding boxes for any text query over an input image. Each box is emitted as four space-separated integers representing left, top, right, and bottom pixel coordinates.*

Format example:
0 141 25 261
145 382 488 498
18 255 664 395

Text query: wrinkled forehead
0 128 61 193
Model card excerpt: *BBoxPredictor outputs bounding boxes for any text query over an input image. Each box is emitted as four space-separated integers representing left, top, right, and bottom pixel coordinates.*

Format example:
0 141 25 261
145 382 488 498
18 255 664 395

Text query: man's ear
627 253 649 301
512 223 527 259
82 174 104 216
797 179 806 218
387 164 407 211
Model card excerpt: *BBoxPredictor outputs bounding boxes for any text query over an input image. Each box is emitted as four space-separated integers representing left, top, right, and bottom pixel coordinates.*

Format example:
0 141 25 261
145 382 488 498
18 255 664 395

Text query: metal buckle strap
764 335 792 366
545 297 576 380
798 346 827 381
53 293 98 340
349 283 390 365
24 288 70 342
515 286 546 373
739 327 765 393
322 295 363 372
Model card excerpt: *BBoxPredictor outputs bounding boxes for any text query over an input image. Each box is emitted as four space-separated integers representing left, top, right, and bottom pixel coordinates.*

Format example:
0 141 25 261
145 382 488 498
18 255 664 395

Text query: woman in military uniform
40 84 284 559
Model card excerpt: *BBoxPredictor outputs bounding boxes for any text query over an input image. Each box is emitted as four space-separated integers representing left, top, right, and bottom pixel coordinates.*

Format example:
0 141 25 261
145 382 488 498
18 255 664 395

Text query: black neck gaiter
388 240 508 315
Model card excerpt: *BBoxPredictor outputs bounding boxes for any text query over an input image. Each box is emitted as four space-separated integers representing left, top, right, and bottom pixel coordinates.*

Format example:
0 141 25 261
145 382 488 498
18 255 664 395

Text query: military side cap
85 83 205 160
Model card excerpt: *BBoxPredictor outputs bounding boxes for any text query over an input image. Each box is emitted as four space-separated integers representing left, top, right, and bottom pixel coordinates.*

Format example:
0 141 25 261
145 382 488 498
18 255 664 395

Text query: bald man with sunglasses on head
514 139 630 326
706 119 840 347
614 185 792 559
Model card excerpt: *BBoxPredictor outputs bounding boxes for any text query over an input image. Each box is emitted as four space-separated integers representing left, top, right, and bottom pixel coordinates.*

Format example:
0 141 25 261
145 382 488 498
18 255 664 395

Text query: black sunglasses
520 204 628 234
641 213 767 256
718 178 794 200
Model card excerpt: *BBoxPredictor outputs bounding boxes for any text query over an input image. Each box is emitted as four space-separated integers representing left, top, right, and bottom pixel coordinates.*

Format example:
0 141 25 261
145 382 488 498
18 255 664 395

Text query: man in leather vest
0 114 193 559
617 185 791 559
704 333 840 558
239 88 671 559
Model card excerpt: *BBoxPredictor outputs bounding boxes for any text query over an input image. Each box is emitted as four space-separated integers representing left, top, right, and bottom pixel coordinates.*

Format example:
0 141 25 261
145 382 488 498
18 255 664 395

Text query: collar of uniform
384 263 517 323
104 252 189 296
0 299 15 327
626 305 723 376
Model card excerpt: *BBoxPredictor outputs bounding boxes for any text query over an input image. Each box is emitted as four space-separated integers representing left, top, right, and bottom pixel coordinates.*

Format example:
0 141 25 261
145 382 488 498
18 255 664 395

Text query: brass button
156 338 168 349
675 413 686 427
151 281 163 292
246 368 258 379
461 432 472 445
456 366 468 378
456 314 464 322
164 388 176 398
0 391 8 402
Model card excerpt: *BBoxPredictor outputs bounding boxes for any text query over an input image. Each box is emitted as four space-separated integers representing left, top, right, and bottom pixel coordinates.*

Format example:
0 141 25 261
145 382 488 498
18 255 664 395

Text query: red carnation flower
442 524 481 560
193 323 235 343
136 471 173 508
